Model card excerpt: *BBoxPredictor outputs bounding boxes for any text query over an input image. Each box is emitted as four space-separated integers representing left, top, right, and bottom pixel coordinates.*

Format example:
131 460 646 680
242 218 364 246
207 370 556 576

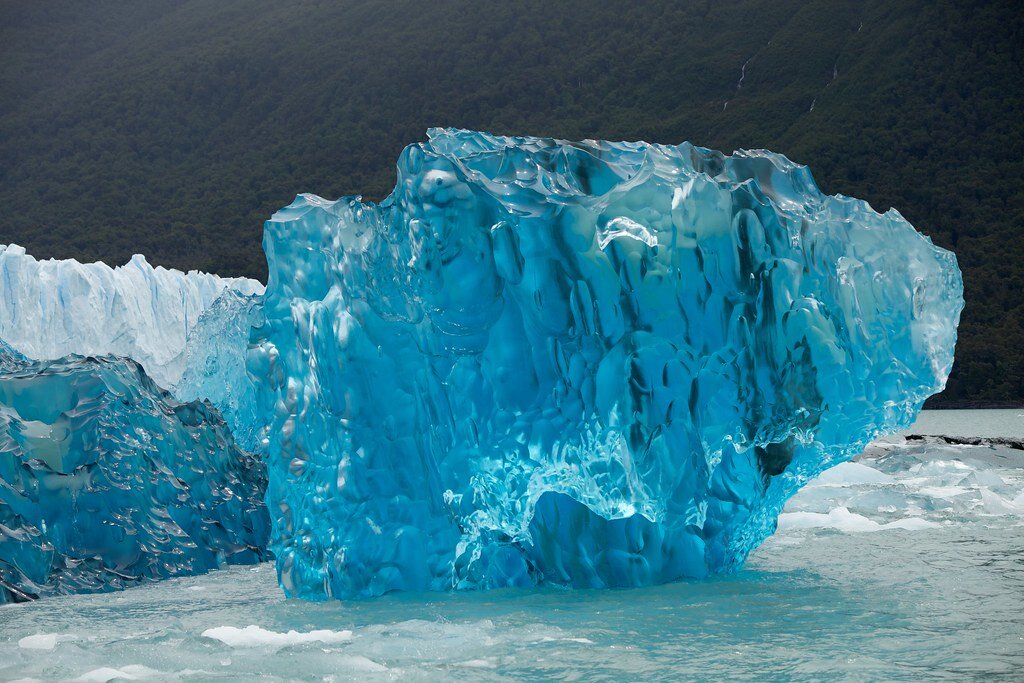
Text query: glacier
250 128 962 599
0 341 269 603
0 244 263 389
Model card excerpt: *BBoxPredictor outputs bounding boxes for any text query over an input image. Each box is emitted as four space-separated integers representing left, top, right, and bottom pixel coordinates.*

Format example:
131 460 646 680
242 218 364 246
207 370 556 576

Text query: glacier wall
0 244 263 389
251 129 962 599
0 342 269 603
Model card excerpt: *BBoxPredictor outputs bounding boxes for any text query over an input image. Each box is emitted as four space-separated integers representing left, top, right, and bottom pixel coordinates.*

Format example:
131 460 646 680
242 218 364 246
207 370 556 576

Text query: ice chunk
249 128 962 599
807 461 896 487
201 625 354 649
75 665 163 682
0 347 269 603
174 290 266 453
776 507 939 533
0 244 262 388
980 489 1024 516
0 340 28 373
18 634 60 650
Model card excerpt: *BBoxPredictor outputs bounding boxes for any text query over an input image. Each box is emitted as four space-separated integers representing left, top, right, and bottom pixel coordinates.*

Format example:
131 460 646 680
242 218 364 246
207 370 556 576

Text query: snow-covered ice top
0 244 263 388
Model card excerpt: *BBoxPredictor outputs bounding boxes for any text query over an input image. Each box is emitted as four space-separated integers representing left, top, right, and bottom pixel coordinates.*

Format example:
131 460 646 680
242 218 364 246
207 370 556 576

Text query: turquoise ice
250 129 963 599
0 343 269 603
176 290 267 453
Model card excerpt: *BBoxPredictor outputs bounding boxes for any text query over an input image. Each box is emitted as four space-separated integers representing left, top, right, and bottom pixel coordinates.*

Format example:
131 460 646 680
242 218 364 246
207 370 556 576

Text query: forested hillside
0 0 1021 405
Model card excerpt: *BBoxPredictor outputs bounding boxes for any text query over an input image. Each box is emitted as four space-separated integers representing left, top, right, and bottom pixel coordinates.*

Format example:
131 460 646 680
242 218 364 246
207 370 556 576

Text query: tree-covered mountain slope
0 0 1020 405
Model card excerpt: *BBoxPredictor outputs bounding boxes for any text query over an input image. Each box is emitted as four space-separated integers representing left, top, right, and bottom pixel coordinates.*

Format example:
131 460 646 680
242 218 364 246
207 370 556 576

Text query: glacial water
903 408 1024 439
2 411 1021 681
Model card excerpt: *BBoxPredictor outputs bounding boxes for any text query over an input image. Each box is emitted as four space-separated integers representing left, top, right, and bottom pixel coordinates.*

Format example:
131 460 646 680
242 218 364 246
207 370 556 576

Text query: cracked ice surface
250 129 963 599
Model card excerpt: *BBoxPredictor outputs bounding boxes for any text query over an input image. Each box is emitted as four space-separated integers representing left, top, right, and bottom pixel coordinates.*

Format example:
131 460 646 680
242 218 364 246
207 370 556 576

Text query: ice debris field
0 129 963 603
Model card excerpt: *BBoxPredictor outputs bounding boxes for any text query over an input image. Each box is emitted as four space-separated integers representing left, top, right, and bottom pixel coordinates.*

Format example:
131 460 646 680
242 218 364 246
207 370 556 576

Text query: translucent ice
0 344 269 603
0 244 263 388
251 129 962 599
175 290 266 453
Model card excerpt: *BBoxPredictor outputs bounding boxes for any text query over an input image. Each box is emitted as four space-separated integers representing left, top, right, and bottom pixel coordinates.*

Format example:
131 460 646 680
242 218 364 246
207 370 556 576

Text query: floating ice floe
201 625 354 649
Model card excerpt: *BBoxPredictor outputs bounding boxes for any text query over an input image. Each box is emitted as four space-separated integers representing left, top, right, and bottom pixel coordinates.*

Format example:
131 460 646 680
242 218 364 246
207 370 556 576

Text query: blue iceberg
176 290 267 454
250 129 963 599
0 343 269 603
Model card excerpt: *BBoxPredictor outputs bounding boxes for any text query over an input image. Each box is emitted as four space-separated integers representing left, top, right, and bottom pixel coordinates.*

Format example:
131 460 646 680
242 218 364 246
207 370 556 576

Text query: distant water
903 408 1024 438
2 412 1022 681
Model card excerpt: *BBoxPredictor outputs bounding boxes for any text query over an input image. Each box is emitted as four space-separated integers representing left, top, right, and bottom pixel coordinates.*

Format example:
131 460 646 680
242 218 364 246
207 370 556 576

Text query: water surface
903 408 1024 439
2 413 1022 681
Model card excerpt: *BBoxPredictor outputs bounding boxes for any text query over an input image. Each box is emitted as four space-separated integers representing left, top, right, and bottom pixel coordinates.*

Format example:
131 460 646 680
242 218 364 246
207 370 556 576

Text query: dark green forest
0 0 1021 406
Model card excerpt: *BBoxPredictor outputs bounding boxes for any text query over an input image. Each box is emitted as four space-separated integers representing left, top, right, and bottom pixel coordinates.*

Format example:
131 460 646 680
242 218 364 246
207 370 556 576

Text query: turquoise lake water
2 411 1022 681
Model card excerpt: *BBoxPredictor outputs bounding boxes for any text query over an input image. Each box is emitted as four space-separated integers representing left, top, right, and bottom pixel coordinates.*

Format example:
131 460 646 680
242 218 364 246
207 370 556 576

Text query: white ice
777 506 939 533
201 625 354 649
17 634 59 651
807 461 895 486
0 244 262 388
75 665 163 682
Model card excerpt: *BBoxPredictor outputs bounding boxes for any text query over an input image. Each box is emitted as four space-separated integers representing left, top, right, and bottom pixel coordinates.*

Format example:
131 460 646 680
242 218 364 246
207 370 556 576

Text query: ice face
0 244 263 389
175 290 266 453
250 129 963 599
0 343 269 603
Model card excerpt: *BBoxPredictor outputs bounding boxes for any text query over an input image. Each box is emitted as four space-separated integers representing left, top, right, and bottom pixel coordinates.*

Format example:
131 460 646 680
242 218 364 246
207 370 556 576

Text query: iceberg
0 244 263 389
0 343 269 603
176 290 266 453
251 128 962 599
